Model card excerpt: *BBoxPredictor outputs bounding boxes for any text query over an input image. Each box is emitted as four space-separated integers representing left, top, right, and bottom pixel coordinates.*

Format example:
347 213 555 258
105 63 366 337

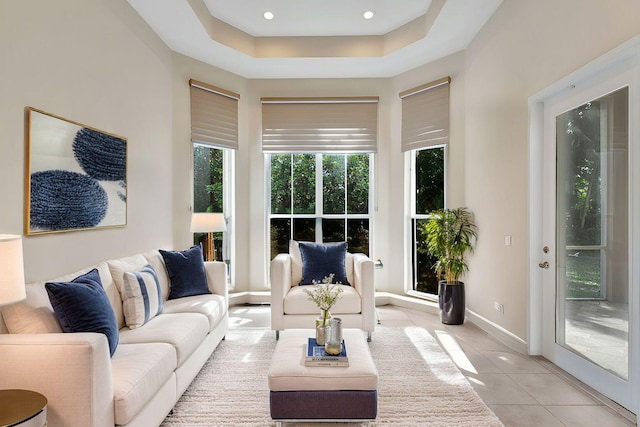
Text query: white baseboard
229 291 270 306
465 308 528 354
229 291 527 354
374 291 439 314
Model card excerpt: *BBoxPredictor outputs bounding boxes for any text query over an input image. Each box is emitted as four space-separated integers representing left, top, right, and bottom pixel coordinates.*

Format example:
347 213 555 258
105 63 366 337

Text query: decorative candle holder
324 317 343 355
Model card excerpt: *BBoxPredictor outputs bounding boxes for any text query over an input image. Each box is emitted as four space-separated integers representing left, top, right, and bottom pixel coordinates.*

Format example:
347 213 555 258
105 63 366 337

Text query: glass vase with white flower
303 274 343 345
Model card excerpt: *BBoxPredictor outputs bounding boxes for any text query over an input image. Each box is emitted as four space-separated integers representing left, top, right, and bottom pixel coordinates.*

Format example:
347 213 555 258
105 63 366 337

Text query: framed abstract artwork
25 107 127 235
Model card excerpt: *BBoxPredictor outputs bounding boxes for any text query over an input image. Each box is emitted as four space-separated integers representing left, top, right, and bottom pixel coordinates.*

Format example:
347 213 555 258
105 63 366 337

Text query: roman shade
400 77 450 152
261 97 378 153
190 79 240 150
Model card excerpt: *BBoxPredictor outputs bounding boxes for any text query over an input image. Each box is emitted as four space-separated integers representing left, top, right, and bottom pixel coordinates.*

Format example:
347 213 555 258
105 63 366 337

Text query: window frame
266 152 374 265
192 142 235 287
406 144 447 300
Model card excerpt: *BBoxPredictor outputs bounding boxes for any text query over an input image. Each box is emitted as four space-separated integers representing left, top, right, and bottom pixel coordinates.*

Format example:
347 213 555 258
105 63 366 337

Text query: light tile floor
229 304 636 427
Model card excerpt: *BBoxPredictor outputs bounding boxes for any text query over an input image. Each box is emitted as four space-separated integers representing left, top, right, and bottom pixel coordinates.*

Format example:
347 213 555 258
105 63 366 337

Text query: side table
0 389 47 427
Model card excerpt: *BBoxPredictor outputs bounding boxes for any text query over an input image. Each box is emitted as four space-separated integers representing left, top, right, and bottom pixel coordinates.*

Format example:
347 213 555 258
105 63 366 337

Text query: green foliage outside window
269 153 371 260
293 154 316 214
323 218 345 242
270 154 291 214
193 145 223 213
413 147 445 294
323 155 345 214
193 145 225 260
293 218 316 242
558 98 613 299
347 154 369 214
347 219 369 254
562 102 602 247
415 147 444 215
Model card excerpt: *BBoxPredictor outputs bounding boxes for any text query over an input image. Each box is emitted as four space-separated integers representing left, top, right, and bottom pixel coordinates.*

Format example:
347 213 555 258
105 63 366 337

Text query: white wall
463 0 640 340
0 0 174 282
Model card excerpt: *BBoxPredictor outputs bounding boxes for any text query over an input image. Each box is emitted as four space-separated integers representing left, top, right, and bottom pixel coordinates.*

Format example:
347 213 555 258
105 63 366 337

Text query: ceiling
127 0 503 79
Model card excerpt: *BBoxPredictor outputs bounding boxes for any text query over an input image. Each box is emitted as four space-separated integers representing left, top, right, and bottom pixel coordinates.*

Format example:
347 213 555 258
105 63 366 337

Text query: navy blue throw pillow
45 268 119 357
298 242 349 286
160 246 211 300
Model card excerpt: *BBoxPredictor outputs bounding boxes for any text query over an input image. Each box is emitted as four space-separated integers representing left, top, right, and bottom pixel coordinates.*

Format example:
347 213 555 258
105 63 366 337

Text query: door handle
538 261 549 269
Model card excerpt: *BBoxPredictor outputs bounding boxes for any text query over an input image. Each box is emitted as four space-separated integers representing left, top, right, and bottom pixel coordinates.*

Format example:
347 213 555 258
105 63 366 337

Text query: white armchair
270 241 375 341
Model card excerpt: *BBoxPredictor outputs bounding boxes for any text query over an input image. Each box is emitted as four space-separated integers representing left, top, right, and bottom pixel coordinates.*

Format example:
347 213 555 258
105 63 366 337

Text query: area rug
161 326 503 426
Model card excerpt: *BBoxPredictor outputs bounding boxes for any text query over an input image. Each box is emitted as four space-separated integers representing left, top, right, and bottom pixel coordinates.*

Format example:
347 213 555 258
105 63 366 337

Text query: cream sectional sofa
0 249 229 427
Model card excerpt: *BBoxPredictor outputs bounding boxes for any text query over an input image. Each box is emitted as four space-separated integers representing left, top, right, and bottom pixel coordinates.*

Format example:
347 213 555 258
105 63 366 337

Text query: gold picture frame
25 107 127 235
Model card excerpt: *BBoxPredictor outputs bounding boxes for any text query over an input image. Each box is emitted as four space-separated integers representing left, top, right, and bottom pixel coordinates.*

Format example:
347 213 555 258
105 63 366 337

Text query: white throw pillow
2 282 63 334
289 240 303 286
121 264 164 329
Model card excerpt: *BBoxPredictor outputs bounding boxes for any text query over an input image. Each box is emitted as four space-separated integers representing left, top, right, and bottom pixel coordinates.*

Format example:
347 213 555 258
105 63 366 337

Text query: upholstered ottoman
268 328 378 424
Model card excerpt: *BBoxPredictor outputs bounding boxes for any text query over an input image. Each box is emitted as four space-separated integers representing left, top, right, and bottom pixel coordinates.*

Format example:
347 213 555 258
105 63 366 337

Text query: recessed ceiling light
363 10 375 20
264 11 274 20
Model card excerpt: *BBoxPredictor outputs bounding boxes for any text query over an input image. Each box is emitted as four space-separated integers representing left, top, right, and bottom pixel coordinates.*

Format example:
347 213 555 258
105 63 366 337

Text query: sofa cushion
107 254 149 286
2 282 62 334
289 240 304 286
45 268 119 356
2 262 117 334
107 254 148 329
160 246 211 300
142 250 171 301
290 240 354 286
121 264 164 329
96 262 126 331
163 294 226 332
119 313 209 366
111 342 176 426
298 242 349 285
284 284 362 315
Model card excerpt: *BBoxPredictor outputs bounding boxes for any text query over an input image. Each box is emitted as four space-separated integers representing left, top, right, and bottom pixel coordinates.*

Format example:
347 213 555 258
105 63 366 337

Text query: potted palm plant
424 207 477 324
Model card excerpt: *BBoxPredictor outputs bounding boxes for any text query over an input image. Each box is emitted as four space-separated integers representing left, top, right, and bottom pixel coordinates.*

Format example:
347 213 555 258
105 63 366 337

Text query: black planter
438 281 465 325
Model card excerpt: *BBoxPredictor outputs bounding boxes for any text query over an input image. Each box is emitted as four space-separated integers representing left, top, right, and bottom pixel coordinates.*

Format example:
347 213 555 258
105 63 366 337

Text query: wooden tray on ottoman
268 329 378 423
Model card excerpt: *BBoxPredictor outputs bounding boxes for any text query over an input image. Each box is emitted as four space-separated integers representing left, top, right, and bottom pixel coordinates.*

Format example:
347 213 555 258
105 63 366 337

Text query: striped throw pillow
121 264 164 329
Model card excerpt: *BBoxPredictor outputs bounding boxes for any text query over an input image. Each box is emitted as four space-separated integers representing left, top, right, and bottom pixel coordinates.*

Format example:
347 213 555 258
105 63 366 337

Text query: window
190 80 239 263
411 146 445 294
262 97 378 262
401 77 450 296
193 145 223 213
269 153 372 259
193 145 230 260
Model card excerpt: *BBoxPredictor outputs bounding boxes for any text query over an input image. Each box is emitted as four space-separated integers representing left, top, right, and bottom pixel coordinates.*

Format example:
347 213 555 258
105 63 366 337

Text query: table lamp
0 234 26 306
190 213 226 261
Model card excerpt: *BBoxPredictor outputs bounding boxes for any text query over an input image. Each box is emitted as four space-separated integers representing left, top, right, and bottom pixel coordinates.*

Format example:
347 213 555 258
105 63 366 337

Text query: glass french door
542 73 635 410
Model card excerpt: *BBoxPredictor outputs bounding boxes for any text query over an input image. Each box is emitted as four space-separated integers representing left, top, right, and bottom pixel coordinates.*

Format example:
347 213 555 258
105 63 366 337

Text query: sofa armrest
352 253 375 333
0 332 114 427
205 261 228 305
270 253 292 331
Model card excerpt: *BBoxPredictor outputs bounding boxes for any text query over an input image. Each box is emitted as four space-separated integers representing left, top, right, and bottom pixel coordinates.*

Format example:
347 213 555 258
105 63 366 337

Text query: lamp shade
190 213 227 233
0 234 26 306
